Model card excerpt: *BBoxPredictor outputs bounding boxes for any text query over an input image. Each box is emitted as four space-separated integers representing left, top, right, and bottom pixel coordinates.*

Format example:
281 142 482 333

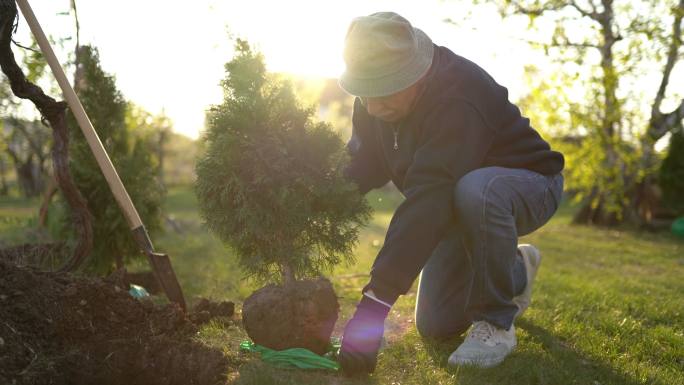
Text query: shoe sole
449 355 506 368
513 244 541 318
448 343 517 368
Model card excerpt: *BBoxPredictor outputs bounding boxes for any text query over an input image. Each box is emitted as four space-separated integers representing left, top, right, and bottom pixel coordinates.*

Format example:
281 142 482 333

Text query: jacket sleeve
343 98 391 195
364 100 495 302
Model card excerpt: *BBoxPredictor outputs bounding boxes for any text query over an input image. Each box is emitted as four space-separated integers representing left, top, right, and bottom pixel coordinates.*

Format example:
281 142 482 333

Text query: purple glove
338 294 392 375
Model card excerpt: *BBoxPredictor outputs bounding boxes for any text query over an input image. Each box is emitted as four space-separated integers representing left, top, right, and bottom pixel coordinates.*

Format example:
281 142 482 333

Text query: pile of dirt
190 298 236 325
0 259 234 385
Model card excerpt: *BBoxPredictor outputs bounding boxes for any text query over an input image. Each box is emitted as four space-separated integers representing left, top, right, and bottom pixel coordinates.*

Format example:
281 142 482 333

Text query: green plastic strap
239 340 341 370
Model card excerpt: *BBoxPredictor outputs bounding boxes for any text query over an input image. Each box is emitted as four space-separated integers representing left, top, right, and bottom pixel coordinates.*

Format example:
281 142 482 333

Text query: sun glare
11 0 551 139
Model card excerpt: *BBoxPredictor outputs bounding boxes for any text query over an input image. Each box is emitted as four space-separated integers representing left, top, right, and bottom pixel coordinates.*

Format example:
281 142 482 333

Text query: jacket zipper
374 122 398 182
393 127 399 150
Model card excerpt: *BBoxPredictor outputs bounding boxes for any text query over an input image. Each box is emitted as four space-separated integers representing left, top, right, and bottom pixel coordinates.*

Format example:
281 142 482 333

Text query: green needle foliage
195 40 371 285
59 45 164 274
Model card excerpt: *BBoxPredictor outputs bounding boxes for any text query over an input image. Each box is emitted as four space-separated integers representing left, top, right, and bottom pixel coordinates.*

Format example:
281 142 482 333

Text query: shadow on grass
420 319 645 385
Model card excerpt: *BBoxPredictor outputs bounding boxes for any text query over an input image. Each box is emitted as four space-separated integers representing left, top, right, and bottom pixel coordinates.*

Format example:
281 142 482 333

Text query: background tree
0 41 52 197
486 0 684 225
0 143 8 195
160 131 197 186
0 79 13 196
659 127 684 215
1 118 50 197
125 105 172 187
56 45 164 273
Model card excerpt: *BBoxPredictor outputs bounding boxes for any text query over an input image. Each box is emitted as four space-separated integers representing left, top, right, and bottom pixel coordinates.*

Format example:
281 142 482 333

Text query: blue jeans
414 167 564 338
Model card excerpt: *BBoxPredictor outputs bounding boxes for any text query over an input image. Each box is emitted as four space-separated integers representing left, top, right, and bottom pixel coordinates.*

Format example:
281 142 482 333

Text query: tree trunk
574 176 673 228
38 176 58 227
158 129 166 188
281 263 296 288
573 0 632 227
629 177 661 227
572 188 622 226
628 0 684 228
0 156 8 195
15 156 45 197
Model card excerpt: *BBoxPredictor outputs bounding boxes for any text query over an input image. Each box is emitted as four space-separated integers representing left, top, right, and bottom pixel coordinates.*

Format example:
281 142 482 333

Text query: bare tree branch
568 0 600 20
444 16 599 52
10 39 39 53
70 0 80 86
70 0 79 51
506 0 604 20
506 0 565 16
650 99 684 141
551 36 601 49
650 0 684 124
587 0 600 16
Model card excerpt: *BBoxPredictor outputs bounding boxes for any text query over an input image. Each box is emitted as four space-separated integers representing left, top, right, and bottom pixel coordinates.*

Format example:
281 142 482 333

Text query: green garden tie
239 339 341 371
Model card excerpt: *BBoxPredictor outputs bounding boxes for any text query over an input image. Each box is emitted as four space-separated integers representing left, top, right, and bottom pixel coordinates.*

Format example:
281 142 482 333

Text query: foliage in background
160 132 198 186
125 104 173 187
195 39 371 286
289 77 355 141
0 40 52 198
57 45 164 274
659 128 684 215
489 0 684 225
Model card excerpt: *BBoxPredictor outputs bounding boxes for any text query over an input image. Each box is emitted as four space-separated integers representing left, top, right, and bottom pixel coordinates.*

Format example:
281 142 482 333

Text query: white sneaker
448 320 517 368
513 244 542 318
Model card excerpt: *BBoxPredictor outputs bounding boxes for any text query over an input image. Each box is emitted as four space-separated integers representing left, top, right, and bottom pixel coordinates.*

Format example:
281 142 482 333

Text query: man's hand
338 293 392 375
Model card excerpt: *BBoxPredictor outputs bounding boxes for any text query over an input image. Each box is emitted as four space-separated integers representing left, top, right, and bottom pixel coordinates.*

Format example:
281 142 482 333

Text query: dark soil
0 259 234 385
242 277 339 355
190 298 236 325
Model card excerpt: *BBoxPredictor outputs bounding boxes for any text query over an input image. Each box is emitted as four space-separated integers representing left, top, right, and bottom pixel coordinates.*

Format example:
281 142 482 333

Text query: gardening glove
338 292 392 376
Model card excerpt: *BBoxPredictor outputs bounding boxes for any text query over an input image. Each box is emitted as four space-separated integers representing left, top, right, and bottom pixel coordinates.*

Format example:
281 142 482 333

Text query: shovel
15 0 187 310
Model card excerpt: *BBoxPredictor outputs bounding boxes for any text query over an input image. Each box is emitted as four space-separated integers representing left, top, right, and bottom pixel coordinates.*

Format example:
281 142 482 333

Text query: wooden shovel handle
16 0 143 229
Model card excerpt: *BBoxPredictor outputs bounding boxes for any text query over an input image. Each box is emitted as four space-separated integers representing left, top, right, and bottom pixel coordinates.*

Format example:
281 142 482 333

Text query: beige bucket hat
339 12 434 97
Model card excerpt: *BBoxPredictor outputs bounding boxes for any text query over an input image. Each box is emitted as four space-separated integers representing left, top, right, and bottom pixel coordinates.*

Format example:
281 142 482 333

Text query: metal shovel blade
132 225 187 311
145 251 187 311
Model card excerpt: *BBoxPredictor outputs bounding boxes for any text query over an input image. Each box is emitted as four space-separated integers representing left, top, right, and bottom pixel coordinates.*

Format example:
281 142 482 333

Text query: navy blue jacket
344 45 565 303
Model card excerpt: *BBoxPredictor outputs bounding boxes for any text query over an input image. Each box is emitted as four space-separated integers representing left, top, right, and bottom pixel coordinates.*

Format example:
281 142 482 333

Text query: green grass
1 185 682 385
0 194 44 246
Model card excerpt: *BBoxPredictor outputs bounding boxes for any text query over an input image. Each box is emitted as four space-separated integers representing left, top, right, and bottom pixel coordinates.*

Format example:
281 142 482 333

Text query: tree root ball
242 277 339 355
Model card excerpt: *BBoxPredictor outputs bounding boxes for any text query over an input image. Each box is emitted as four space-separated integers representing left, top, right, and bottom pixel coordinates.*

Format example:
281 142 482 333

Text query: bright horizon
10 0 677 140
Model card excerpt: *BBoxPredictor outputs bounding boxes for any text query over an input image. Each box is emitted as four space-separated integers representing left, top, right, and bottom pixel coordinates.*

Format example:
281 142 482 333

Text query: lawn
0 185 682 385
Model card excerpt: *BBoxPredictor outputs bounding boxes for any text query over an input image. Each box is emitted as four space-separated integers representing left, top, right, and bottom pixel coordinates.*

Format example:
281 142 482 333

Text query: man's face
360 80 424 122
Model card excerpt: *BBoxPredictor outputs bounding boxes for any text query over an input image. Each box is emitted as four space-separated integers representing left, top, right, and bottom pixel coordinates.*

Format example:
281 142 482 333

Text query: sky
9 0 555 138
9 0 680 140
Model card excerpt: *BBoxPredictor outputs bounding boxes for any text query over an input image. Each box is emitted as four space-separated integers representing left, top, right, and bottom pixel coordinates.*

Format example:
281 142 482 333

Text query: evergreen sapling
195 40 371 353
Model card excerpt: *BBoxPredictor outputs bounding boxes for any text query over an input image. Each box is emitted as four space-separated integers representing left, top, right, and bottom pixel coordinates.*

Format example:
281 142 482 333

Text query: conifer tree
195 39 371 286
59 45 164 273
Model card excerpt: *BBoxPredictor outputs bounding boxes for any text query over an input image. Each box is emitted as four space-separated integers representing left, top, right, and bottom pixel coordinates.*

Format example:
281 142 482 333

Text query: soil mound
190 298 236 325
0 259 232 385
